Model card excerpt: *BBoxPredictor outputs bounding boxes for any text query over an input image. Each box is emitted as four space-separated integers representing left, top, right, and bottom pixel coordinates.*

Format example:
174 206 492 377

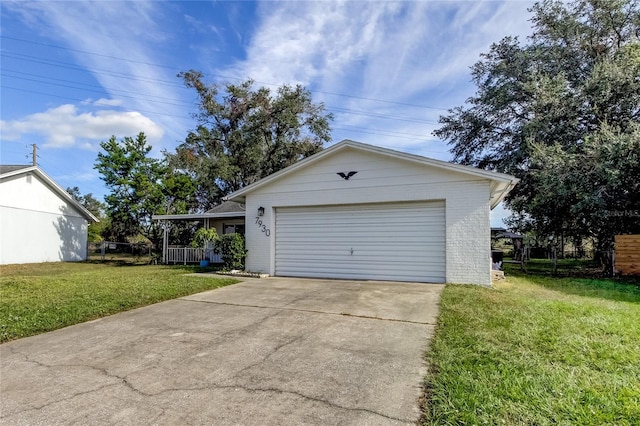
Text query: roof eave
489 178 519 210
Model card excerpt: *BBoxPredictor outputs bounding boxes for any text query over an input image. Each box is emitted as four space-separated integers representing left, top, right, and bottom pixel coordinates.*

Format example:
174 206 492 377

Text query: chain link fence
88 241 155 264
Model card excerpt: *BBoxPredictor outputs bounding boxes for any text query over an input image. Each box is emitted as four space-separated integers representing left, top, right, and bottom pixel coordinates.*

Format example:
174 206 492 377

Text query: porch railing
166 247 222 265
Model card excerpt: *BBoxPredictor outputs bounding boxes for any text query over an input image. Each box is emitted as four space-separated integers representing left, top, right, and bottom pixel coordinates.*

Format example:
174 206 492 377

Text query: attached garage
227 139 518 286
275 202 445 282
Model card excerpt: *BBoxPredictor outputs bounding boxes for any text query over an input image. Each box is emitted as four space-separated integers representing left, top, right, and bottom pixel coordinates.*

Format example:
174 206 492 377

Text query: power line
1 86 193 120
1 35 450 111
2 67 440 125
2 84 443 144
2 69 194 105
3 69 440 125
2 45 446 128
334 125 436 140
1 35 180 71
2 37 446 144
1 72 193 108
332 126 438 144
0 52 187 89
329 106 439 125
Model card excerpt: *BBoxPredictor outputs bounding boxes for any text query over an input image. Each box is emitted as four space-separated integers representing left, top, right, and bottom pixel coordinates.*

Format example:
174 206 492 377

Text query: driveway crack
148 383 411 423
179 299 434 325
0 347 152 418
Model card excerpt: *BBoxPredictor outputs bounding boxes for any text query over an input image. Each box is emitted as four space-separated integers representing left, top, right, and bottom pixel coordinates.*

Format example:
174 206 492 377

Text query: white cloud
0 104 164 148
219 1 534 155
224 1 533 92
3 0 191 150
222 1 395 86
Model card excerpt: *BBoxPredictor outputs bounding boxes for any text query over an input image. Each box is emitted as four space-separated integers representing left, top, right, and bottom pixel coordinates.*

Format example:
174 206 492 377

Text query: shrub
217 233 247 269
191 228 219 249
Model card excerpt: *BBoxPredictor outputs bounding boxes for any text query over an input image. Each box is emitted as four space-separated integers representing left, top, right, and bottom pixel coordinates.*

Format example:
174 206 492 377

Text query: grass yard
423 272 640 425
0 261 237 343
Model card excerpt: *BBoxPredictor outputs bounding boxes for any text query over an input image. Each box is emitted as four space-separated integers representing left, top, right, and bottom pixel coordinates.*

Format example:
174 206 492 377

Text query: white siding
275 202 445 282
243 147 493 285
0 173 89 264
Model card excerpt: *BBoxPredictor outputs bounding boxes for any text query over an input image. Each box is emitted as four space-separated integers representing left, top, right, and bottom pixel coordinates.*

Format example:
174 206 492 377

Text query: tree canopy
434 0 640 248
166 72 333 210
95 133 196 245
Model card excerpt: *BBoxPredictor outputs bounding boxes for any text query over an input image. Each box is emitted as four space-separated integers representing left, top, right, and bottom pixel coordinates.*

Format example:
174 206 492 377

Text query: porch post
162 221 169 264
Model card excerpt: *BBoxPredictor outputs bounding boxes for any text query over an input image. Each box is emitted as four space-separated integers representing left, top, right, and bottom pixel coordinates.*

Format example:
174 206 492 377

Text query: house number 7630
255 217 271 237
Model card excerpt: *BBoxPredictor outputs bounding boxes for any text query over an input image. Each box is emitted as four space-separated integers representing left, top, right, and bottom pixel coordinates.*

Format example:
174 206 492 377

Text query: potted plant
191 228 219 267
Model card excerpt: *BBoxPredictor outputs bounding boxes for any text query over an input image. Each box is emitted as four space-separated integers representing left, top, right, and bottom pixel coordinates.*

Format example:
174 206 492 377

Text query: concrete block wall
444 182 492 286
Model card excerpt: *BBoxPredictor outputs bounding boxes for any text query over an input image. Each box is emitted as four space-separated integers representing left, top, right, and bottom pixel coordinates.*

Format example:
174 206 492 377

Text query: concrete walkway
0 277 443 425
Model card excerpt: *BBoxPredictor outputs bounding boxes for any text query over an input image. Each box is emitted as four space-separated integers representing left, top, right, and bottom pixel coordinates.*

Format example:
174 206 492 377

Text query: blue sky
0 1 535 226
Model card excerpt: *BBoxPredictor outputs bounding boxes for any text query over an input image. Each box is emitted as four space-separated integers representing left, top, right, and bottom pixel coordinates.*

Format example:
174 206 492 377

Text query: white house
0 165 99 265
226 140 518 286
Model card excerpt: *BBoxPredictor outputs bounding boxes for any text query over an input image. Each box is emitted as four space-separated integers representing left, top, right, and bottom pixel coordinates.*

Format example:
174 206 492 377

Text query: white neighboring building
0 165 99 265
227 140 518 286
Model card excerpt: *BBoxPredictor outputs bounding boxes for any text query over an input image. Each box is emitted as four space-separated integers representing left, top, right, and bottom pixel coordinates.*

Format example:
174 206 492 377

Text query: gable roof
205 200 245 214
0 165 32 175
0 165 99 223
226 139 519 209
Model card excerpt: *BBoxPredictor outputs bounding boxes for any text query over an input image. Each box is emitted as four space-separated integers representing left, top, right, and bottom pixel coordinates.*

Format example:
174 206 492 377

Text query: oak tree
434 0 640 248
167 72 333 210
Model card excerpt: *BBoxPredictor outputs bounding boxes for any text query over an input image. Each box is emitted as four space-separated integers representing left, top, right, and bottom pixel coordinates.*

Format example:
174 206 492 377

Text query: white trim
226 139 519 208
0 166 99 223
152 212 244 220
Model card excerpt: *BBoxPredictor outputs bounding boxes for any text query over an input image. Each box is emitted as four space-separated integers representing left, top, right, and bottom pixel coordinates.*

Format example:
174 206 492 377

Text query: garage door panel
278 214 443 225
277 268 444 282
277 226 443 237
275 202 445 283
277 224 444 233
275 255 445 265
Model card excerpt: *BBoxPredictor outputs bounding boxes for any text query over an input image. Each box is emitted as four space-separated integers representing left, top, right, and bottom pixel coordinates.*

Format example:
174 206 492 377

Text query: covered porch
153 201 245 265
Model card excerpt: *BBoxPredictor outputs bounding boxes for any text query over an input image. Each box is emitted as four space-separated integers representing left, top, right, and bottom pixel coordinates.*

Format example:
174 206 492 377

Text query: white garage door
275 202 445 283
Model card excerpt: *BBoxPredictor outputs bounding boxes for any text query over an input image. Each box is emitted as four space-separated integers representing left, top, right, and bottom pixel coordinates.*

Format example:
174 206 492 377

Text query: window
223 224 245 236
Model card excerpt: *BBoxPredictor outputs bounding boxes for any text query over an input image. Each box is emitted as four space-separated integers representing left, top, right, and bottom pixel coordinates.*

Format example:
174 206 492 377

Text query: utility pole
27 144 38 166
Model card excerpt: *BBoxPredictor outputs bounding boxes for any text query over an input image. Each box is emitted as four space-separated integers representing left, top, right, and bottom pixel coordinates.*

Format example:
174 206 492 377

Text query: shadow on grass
85 259 148 267
505 266 640 304
85 257 223 273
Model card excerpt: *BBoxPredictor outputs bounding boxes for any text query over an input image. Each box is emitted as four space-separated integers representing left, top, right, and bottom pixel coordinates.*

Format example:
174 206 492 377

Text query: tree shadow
506 267 640 304
54 205 88 262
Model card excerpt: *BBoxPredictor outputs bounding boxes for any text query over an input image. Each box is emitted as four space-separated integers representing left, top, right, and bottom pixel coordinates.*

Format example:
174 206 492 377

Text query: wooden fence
615 235 640 276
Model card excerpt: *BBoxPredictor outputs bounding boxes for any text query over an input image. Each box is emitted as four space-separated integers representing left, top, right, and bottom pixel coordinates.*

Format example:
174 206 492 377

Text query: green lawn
0 261 237 343
423 272 640 425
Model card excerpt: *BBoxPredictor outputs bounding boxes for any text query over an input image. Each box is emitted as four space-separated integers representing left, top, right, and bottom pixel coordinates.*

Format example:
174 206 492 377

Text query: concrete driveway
0 277 442 425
